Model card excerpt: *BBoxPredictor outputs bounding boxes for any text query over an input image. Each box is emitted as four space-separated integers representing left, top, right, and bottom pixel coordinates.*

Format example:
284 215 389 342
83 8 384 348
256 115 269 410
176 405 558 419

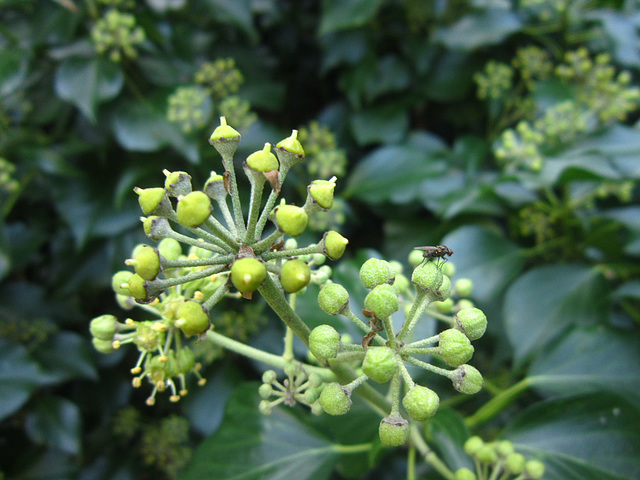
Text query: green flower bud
127 245 161 280
452 364 483 394
455 278 473 297
176 347 196 374
204 171 227 201
175 300 210 336
92 337 116 354
309 324 340 360
134 187 171 216
274 204 308 237
318 283 349 315
393 273 410 293
362 346 397 383
308 177 336 210
209 117 241 157
379 415 409 446
364 284 399 319
454 468 476 480
230 258 267 294
319 382 352 415
435 298 454 313
276 129 305 158
496 440 514 457
258 400 273 415
321 230 348 260
142 215 172 241
524 460 545 479
90 315 119 341
304 389 318 404
441 261 456 278
505 453 525 474
112 270 133 295
359 258 394 289
402 385 440 421
430 274 451 301
280 259 311 293
438 329 474 367
464 436 484 456
259 383 273 399
262 370 277 384
176 191 212 228
163 170 192 197
408 249 424 267
454 307 487 341
126 273 151 302
247 143 279 172
157 238 182 261
134 321 165 352
412 261 443 291
477 444 497 464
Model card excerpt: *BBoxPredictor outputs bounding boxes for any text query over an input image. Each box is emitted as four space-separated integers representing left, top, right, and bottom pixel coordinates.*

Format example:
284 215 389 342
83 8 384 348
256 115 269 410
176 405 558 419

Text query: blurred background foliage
1 0 640 479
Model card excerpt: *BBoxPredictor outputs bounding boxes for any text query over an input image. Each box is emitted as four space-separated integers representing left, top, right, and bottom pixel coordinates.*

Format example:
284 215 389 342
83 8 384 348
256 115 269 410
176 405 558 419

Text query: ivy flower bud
204 171 227 201
319 382 352 415
362 346 397 383
321 230 349 260
505 453 525 474
455 278 473 297
454 468 476 480
402 385 440 421
524 460 545 479
175 300 210 336
90 314 119 341
176 347 196 374
163 170 192 197
477 444 497 464
230 258 267 294
412 261 443 291
142 216 172 241
126 273 151 302
280 259 311 293
209 116 240 157
276 129 305 157
308 177 336 210
454 307 487 341
92 337 117 354
309 324 340 361
134 187 171 216
246 143 279 172
364 284 399 319
464 436 484 456
157 238 182 261
359 258 394 289
318 283 349 315
438 329 474 367
258 383 273 399
496 440 514 457
112 270 133 295
274 203 308 237
126 245 161 280
430 274 451 302
176 191 212 228
379 415 409 446
451 364 483 394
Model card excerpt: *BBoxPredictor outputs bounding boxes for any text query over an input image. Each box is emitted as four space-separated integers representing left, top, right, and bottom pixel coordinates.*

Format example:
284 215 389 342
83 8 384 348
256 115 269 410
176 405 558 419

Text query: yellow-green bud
259 383 273 399
126 273 150 301
142 215 172 241
175 300 210 336
319 382 352 415
430 274 451 301
92 337 116 354
204 171 227 201
455 278 473 297
176 347 196 374
454 307 487 341
322 230 348 260
362 346 397 383
274 204 308 236
435 298 455 313
454 468 476 480
90 314 119 341
309 178 336 210
452 364 483 394
157 238 182 261
112 270 133 295
438 328 474 367
464 436 484 456
176 191 212 228
524 460 545 479
258 400 273 415
134 187 170 216
309 324 340 360
364 284 399 319
247 143 279 172
209 116 240 141
412 261 443 291
163 170 192 197
262 370 277 384
318 283 349 315
379 415 409 446
280 259 311 293
402 385 439 421
359 258 394 289
496 440 514 457
230 258 267 293
127 245 161 280
276 129 305 157
505 453 525 474
477 444 497 464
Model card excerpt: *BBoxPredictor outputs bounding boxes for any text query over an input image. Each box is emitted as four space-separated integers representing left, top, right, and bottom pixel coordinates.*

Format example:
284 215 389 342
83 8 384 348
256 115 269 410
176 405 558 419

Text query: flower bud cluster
167 86 212 133
195 58 244 99
298 122 347 179
259 365 324 415
91 9 146 62
473 61 514 100
0 157 19 194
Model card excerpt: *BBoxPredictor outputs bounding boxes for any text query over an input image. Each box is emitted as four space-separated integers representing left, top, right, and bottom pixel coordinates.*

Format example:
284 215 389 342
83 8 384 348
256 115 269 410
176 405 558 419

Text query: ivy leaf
25 397 82 455
181 383 340 480
54 57 124 122
427 408 473 472
504 264 609 367
31 332 98 383
0 47 30 97
434 9 522 50
350 104 409 146
504 393 640 480
201 0 256 40
319 0 384 36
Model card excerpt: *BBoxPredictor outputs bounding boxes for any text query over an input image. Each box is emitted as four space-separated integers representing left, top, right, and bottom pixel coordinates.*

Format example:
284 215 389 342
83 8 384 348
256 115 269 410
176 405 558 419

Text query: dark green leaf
528 327 640 404
54 57 124 122
0 47 30 97
202 0 255 39
427 408 473 472
434 10 522 50
504 264 609 367
442 226 526 304
319 0 384 36
32 331 98 382
181 383 340 480
504 393 640 480
25 397 82 455
350 104 409 146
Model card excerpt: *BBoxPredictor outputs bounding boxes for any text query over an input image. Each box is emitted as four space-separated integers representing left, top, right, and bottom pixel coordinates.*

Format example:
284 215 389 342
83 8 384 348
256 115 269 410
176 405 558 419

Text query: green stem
407 443 416 480
206 330 288 369
465 377 532 429
411 428 455 480
162 253 235 269
397 290 431 342
258 275 311 344
165 230 226 254
331 443 372 455
260 244 323 261
220 153 247 238
244 179 265 243
151 265 227 290
204 215 238 248
202 283 229 311
252 228 283 253
216 197 238 239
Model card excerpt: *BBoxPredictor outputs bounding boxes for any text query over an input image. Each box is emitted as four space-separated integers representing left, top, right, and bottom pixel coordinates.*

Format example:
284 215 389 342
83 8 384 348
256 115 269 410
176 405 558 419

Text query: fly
415 245 454 264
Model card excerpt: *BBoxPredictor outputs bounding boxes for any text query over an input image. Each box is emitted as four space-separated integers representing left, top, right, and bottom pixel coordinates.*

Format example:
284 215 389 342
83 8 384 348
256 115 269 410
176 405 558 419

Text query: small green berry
319 382 352 415
230 258 267 294
175 300 210 336
92 337 116 354
318 283 349 315
505 453 525 474
362 346 397 383
163 170 192 197
309 324 340 361
496 440 514 457
157 238 182 261
276 130 305 157
142 215 172 241
451 364 483 394
359 258 394 289
438 329 474 367
127 245 161 280
430 274 451 301
280 259 311 293
402 385 440 421
258 400 273 415
126 273 150 301
258 383 273 399
454 307 487 341
364 284 399 319
262 370 277 384
322 230 349 260
412 261 443 291
477 444 497 464
176 191 212 228
112 270 133 295
308 178 336 210
274 204 308 237
454 468 476 480
134 187 170 216
378 415 409 446
455 278 473 297
524 460 545 479
435 298 454 313
175 348 196 374
246 143 279 172
90 315 119 341
464 436 484 456
209 116 240 142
